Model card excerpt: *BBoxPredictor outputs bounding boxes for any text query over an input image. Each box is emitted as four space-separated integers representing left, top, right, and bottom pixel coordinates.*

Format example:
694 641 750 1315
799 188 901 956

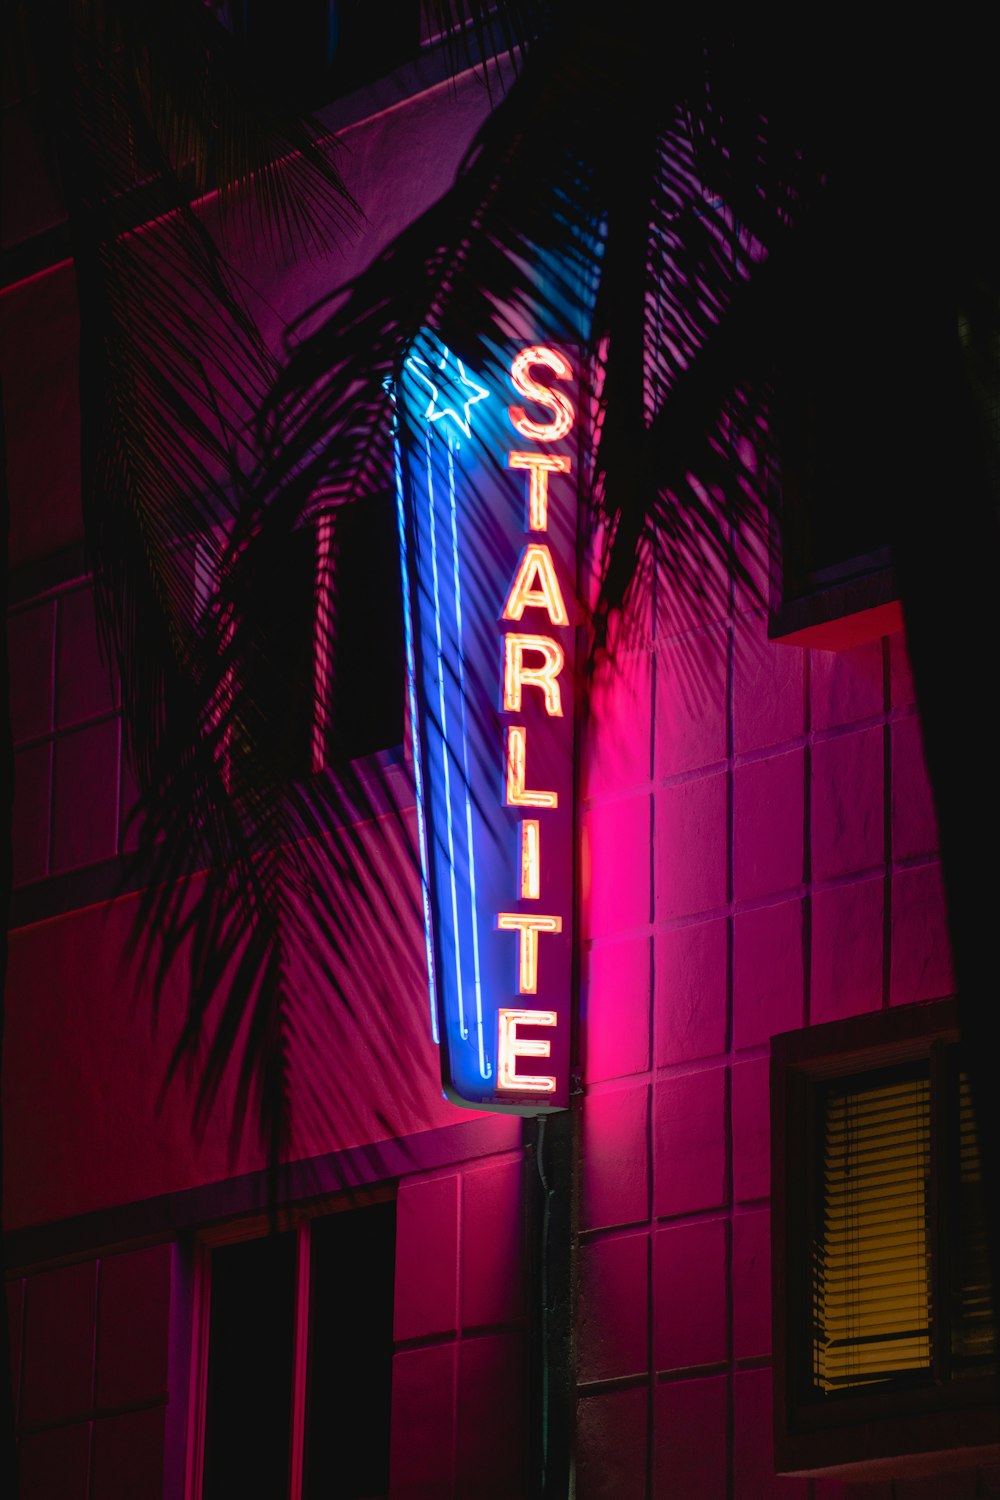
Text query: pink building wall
6 570 972 1499
5 63 539 1500
574 584 976 1499
2 46 983 1500
4 61 509 1216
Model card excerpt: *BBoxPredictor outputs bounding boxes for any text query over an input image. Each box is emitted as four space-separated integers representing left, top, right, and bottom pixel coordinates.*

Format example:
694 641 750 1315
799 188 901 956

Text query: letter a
502 543 569 626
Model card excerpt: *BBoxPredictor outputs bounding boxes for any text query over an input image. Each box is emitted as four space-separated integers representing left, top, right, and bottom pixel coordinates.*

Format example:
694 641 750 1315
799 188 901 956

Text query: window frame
771 999 1000 1479
765 447 902 650
764 268 904 652
767 532 902 650
184 1185 396 1500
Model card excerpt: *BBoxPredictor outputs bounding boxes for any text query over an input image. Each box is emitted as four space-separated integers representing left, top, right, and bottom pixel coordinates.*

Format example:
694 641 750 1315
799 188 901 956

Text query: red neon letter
508 452 572 531
505 726 557 808
509 347 575 442
502 543 569 627
503 635 565 716
520 819 541 899
497 912 562 994
497 1008 557 1094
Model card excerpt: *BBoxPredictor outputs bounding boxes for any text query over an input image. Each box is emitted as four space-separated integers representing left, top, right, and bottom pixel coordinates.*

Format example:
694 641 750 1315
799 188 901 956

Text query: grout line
726 544 736 1500
86 1258 101 1500
45 597 61 879
882 636 894 1012
803 647 813 1029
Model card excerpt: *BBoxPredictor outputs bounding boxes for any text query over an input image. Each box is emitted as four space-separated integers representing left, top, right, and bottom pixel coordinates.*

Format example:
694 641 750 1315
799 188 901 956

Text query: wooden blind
812 1071 932 1393
810 1061 996 1397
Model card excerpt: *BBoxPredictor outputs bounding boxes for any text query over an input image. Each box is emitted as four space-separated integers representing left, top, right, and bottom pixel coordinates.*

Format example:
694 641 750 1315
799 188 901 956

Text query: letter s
509 346 575 442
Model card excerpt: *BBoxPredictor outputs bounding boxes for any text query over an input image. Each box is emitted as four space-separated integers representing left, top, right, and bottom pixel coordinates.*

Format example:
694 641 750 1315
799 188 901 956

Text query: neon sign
395 338 577 1111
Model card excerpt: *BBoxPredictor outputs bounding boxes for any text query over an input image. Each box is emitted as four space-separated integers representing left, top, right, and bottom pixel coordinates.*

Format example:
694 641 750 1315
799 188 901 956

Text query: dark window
246 525 320 781
768 267 901 647
186 492 404 781
314 493 406 768
302 1209 396 1496
203 1233 297 1498
225 1 421 109
775 323 893 604
199 1199 396 1500
772 1001 998 1478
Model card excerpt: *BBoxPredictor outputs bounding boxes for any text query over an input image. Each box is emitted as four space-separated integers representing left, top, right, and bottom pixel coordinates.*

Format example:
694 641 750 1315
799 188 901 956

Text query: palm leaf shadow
35 0 1000 1251
178 14 801 1163
24 0 445 1177
226 7 1000 1247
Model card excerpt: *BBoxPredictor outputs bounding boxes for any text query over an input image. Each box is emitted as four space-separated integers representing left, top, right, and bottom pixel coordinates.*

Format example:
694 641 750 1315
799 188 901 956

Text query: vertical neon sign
396 337 577 1111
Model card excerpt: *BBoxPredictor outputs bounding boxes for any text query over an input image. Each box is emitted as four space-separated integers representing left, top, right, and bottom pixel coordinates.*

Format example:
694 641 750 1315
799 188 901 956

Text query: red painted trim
772 598 903 651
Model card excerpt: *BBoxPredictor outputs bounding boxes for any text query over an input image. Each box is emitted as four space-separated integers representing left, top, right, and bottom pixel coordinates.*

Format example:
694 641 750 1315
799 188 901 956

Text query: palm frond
85 0 362 251
124 12 791 1161
244 13 813 641
34 0 1000 1187
22 0 437 1164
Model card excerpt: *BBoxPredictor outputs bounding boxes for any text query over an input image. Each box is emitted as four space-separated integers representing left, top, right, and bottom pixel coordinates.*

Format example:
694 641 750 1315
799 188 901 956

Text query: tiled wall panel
10 583 124 886
390 1151 529 1499
580 593 954 1497
8 552 958 1497
13 1247 172 1500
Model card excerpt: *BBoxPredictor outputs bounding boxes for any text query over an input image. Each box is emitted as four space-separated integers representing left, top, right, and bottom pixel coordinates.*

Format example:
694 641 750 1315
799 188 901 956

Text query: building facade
3 19 995 1500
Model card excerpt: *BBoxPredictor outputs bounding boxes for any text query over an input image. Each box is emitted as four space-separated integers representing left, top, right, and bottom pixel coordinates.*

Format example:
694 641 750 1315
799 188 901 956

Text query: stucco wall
4 61 505 1222
2 47 979 1500
4 62 537 1500
574 563 970 1499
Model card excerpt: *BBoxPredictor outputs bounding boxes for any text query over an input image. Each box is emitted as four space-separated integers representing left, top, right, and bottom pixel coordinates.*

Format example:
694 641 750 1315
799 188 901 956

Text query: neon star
406 346 490 438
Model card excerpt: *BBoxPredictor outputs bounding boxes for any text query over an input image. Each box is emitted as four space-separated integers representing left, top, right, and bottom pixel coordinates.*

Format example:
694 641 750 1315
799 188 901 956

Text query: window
312 494 406 768
772 1001 998 1478
185 491 404 782
187 1196 396 1500
221 1 422 110
767 262 902 649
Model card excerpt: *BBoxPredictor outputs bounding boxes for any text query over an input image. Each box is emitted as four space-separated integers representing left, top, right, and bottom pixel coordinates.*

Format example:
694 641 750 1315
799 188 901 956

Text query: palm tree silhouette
4 4 998 1492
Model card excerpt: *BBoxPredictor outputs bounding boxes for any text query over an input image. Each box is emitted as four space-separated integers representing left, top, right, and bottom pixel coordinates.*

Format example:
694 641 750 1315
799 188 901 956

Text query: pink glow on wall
2 56 971 1496
577 599 955 1495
